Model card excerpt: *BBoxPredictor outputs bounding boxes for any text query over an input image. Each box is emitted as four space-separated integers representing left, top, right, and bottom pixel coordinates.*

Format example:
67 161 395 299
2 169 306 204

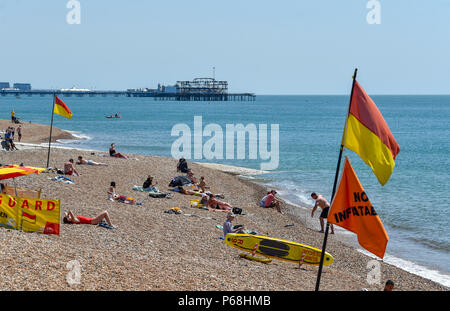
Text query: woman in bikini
206 194 233 212
63 210 115 228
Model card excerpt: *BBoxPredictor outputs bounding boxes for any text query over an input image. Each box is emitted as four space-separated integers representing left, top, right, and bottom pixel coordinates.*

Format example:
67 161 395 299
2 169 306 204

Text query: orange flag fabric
53 96 73 119
343 81 400 186
328 157 389 258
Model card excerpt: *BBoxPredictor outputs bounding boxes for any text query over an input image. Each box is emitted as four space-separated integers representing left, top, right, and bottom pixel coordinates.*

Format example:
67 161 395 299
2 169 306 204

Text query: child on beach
197 176 210 193
63 210 115 228
108 181 136 204
107 182 119 201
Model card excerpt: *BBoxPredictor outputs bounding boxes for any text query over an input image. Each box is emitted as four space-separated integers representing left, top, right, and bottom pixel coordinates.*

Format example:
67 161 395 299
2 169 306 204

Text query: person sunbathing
206 194 233 212
77 156 108 166
177 186 201 196
63 210 115 228
109 143 128 159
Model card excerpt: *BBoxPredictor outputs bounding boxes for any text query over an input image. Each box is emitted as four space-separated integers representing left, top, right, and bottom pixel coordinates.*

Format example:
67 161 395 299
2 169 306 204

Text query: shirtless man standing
311 192 334 234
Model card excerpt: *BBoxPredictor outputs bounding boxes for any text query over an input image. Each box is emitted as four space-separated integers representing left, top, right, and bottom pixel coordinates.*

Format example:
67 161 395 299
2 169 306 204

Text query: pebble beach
0 121 447 291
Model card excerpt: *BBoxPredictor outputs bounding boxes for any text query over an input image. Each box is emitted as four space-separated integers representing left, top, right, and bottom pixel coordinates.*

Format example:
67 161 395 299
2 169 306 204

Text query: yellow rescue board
239 253 272 263
225 233 334 266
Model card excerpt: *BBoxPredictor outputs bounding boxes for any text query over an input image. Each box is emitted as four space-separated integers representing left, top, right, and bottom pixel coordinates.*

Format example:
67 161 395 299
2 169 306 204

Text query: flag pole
314 68 358 291
46 93 56 169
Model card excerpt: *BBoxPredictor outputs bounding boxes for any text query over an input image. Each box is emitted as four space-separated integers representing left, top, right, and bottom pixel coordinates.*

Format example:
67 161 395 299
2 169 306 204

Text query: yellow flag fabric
343 81 400 186
53 96 73 119
0 194 60 235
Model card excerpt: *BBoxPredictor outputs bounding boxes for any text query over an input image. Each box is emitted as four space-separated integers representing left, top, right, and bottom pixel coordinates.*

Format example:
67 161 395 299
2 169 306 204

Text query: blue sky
0 0 449 94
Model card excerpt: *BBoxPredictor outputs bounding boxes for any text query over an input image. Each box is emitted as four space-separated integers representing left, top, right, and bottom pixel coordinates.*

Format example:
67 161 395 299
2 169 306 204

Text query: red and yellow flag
54 96 73 119
328 157 388 258
343 81 400 185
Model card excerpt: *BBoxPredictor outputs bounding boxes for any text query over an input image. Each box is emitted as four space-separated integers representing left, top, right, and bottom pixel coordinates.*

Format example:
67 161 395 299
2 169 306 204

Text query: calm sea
1 94 449 287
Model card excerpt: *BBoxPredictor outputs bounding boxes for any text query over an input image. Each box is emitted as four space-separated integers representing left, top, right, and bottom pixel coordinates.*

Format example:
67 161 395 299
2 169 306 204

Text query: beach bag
232 207 243 215
149 192 168 198
190 199 201 208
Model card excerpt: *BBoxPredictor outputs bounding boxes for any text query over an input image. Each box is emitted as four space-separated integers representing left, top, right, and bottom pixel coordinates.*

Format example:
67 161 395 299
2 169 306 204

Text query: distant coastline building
13 83 31 91
0 82 10 90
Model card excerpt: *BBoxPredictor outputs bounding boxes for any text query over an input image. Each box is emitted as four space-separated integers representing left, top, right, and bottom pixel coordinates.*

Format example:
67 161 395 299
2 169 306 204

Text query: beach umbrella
0 165 45 196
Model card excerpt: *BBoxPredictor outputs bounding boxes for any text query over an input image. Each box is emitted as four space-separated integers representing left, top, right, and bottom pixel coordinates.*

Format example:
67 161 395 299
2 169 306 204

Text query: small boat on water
106 113 121 119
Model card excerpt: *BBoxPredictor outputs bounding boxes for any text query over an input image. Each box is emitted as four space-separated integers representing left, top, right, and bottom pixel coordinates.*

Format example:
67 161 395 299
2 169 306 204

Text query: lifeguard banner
0 194 60 235
328 157 388 258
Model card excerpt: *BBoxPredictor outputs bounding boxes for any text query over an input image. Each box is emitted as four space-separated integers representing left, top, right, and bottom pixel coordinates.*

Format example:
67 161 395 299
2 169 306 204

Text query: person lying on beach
64 159 80 176
63 210 115 228
77 156 108 166
207 194 233 212
311 192 334 234
264 190 283 214
176 186 201 196
109 143 128 159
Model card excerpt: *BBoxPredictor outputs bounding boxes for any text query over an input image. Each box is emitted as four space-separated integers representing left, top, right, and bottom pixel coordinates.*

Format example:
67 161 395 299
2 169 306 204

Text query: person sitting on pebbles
64 159 80 176
223 212 246 237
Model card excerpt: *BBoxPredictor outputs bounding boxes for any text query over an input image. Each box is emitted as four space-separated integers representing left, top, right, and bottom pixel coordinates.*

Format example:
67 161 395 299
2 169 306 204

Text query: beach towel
49 176 74 184
132 185 159 193
98 221 115 229
215 224 257 235
149 192 171 198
